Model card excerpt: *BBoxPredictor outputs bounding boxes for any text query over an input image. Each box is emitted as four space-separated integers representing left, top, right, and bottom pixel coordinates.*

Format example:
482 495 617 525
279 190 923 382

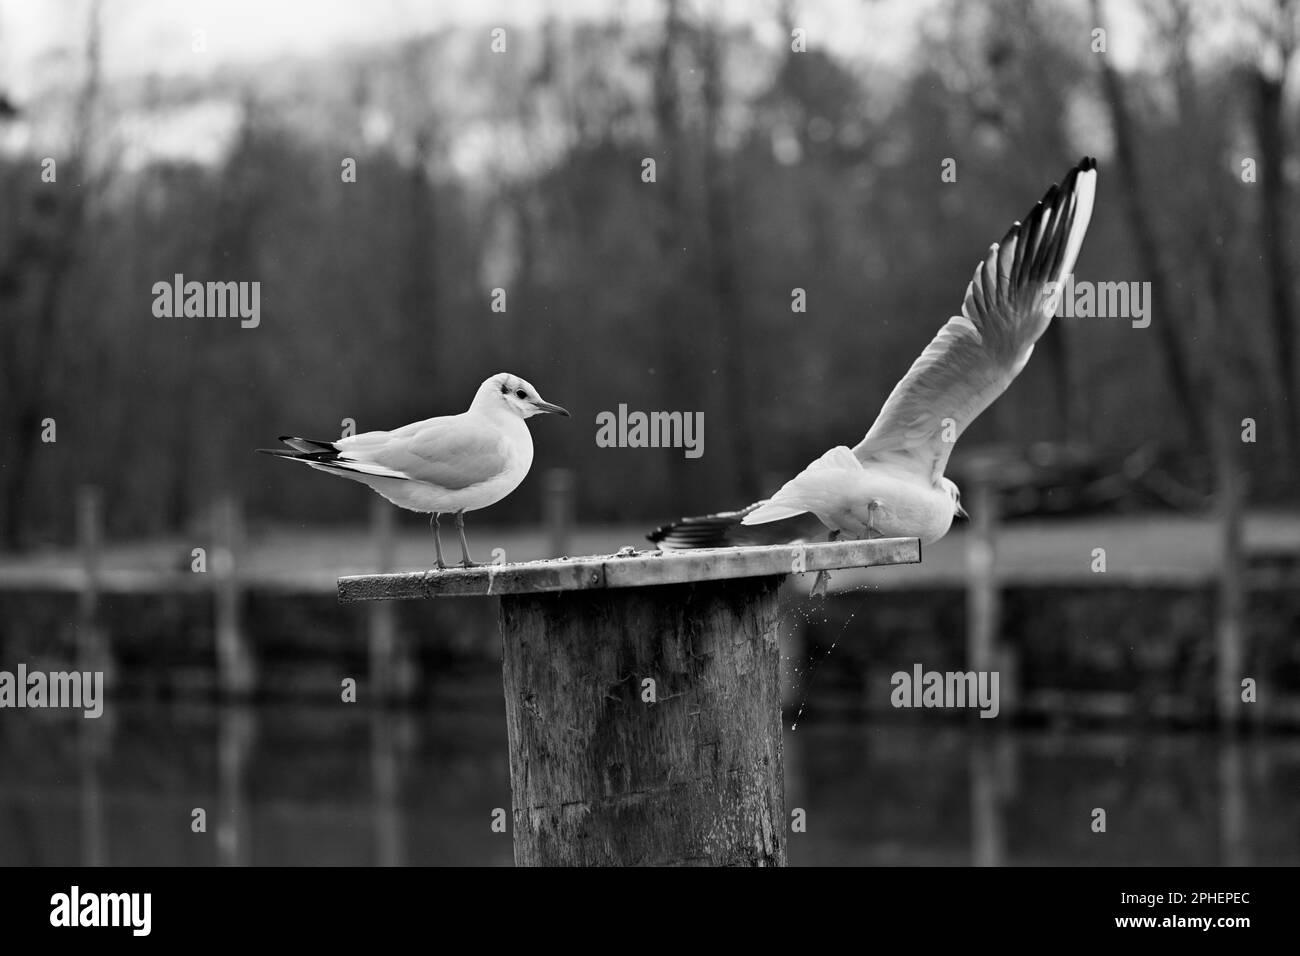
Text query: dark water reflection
2 666 1296 866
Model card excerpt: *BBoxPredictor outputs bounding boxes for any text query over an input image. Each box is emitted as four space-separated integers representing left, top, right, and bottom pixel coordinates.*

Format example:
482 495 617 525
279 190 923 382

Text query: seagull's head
940 477 968 519
478 372 571 420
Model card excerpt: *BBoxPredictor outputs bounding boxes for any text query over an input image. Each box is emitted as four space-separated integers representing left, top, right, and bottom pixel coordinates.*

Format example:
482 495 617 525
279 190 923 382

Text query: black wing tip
259 442 340 463
1045 157 1098 198
647 508 753 548
1047 156 1096 195
971 156 1098 318
278 434 341 453
646 518 712 546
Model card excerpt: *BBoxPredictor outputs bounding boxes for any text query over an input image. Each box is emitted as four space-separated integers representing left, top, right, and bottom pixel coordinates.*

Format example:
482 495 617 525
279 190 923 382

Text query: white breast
820 471 955 544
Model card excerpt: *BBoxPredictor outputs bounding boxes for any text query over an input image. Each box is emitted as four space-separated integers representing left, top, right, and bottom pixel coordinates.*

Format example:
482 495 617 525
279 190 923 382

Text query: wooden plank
338 537 921 603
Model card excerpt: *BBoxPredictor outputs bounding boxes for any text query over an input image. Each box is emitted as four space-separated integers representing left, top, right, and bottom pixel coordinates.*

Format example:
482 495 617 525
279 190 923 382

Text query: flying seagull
259 373 569 568
649 157 1098 565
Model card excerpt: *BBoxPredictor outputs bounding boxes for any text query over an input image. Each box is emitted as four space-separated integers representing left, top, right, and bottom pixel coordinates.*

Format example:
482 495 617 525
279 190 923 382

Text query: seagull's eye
515 389 527 399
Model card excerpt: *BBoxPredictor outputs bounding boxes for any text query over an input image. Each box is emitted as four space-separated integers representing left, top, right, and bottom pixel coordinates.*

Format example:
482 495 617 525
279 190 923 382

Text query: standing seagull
650 157 1097 557
259 373 569 568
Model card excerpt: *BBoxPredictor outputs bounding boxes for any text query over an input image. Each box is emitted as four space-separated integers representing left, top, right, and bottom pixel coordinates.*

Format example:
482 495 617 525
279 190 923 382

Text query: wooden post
502 576 785 866
340 538 920 866
213 496 254 698
543 468 574 557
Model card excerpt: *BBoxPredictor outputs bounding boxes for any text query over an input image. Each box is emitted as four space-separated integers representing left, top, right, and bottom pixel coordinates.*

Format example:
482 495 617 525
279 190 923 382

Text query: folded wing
261 414 513 490
337 415 511 490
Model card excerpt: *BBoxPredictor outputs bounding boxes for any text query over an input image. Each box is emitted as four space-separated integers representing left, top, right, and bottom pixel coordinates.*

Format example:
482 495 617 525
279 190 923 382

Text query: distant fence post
1218 739 1247 866
544 468 574 557
76 485 109 684
1215 449 1245 728
371 710 404 866
969 737 1004 867
966 472 1009 713
217 707 254 866
79 713 108 867
367 496 408 702
213 495 254 698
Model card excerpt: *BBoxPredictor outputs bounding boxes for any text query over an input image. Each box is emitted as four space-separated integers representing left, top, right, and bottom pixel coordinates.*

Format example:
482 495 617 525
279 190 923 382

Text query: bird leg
454 510 479 568
430 512 447 570
811 530 840 599
866 499 883 539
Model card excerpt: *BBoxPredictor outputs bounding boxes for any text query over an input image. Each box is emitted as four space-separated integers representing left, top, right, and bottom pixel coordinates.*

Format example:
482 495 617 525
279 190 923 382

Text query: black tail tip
1078 155 1097 172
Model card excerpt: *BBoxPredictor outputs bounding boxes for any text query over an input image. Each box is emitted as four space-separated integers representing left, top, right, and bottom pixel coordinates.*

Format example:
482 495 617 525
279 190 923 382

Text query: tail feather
255 446 340 463
740 503 808 525
648 504 759 549
255 448 302 460
279 435 339 454
648 504 828 550
742 445 860 525
256 438 410 481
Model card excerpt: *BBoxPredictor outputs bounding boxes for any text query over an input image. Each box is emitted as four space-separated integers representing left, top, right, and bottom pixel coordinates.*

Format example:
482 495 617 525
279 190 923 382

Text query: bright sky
0 0 1188 172
0 0 1173 102
0 0 969 99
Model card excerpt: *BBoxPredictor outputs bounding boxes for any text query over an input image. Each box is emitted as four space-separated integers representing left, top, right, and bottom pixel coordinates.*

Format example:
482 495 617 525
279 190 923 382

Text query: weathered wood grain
337 537 920 602
501 576 787 866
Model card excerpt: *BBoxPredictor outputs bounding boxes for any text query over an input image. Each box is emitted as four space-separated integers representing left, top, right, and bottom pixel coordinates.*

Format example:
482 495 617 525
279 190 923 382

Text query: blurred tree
2 2 1298 549
700 18 759 499
1244 0 1298 458
1091 0 1208 449
0 0 105 547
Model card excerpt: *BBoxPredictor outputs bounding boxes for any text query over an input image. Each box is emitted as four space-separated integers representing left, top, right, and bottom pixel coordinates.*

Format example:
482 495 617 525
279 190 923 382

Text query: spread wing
852 157 1097 482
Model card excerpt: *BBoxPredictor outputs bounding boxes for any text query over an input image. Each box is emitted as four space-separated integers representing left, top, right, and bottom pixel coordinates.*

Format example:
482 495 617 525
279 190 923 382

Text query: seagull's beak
955 502 969 519
532 399 570 417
